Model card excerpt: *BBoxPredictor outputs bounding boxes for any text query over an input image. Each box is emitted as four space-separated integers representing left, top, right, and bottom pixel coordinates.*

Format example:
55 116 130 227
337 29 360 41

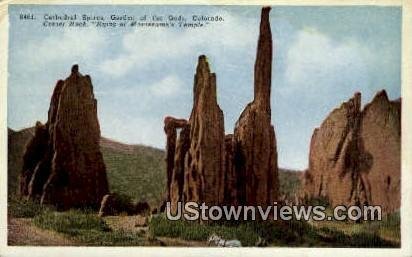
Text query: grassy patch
149 214 399 247
312 211 400 247
33 209 146 246
8 196 54 218
149 214 323 246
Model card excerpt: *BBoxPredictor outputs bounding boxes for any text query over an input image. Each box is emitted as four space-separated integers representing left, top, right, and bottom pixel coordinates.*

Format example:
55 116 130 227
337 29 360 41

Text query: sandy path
8 218 77 246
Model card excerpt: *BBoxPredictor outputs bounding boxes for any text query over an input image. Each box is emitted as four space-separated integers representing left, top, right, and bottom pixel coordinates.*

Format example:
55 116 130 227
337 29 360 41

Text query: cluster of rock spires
19 65 109 210
302 91 401 214
162 7 279 213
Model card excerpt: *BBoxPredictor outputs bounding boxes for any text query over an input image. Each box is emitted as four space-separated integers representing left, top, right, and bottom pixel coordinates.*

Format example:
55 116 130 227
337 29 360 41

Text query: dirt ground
8 218 77 246
8 216 208 247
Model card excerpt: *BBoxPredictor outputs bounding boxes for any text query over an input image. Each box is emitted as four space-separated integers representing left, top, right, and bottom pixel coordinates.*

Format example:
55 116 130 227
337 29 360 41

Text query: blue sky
8 5 401 170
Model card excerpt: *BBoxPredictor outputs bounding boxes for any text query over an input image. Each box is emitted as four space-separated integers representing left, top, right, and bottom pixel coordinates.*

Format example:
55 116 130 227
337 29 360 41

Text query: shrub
33 209 110 236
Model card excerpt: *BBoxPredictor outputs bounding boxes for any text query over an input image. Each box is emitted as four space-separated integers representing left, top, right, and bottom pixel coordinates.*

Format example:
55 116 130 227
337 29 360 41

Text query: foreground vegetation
8 195 400 247
33 210 148 246
149 213 399 247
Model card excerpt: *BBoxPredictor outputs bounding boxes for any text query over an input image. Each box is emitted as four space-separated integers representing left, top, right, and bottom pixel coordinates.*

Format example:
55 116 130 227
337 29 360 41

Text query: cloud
283 27 369 95
150 75 182 97
99 11 257 77
18 27 106 71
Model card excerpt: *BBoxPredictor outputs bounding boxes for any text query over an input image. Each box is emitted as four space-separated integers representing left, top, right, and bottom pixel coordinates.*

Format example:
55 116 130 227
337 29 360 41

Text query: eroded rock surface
233 7 279 206
20 65 109 210
169 124 190 213
163 116 188 206
303 91 401 213
360 91 401 213
162 7 279 212
183 55 226 206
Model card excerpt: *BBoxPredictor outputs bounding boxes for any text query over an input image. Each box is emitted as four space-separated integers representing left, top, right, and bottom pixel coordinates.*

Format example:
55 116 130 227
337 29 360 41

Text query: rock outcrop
303 93 362 207
98 194 151 217
164 55 226 213
233 7 279 206
162 7 279 212
162 56 226 213
302 91 401 213
169 123 190 213
20 65 109 210
183 55 226 206
163 116 188 207
360 91 401 213
223 134 238 205
19 122 48 197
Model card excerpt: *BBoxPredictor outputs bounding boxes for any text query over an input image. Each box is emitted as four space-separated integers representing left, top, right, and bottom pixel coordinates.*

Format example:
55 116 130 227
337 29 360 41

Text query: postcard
0 1 411 256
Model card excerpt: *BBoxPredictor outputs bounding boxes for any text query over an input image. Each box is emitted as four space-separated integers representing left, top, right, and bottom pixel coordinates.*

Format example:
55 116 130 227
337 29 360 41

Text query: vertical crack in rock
302 90 401 214
303 93 362 207
20 65 109 210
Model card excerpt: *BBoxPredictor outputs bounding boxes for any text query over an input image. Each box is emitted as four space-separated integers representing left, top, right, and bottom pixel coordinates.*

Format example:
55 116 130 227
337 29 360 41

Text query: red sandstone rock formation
160 55 226 212
161 7 279 211
169 124 190 213
163 117 188 204
223 134 238 205
162 116 190 213
20 65 109 210
233 7 279 206
303 90 401 213
360 91 401 213
162 57 227 212
19 122 48 197
183 55 226 206
303 93 362 207
162 56 226 212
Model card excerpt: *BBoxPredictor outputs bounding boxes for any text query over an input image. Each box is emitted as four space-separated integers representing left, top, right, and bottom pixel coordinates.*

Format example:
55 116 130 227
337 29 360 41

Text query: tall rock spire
161 8 279 214
254 6 273 112
184 55 226 206
233 7 279 207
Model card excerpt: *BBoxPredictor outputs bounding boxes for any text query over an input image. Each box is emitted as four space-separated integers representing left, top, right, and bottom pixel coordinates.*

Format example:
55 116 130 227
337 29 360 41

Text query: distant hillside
278 168 302 199
99 137 166 206
8 127 301 206
8 127 36 196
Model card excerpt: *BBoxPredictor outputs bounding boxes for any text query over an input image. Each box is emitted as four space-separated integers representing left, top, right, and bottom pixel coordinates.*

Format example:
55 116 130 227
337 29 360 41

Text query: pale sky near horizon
8 5 401 170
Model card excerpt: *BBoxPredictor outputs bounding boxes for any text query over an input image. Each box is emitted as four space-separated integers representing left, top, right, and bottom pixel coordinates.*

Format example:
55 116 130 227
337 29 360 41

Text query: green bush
33 209 110 236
